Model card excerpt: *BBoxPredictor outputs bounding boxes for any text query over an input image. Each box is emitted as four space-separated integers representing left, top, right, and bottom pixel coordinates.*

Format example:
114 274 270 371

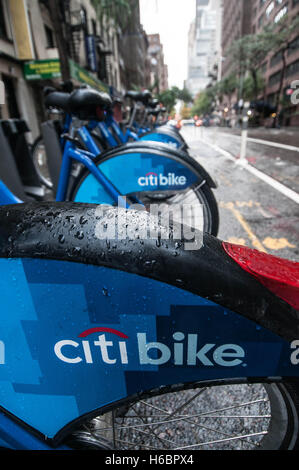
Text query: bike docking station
0 88 298 461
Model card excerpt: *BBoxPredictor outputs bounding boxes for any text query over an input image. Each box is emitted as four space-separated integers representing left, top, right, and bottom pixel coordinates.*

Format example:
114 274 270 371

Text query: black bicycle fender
0 203 296 341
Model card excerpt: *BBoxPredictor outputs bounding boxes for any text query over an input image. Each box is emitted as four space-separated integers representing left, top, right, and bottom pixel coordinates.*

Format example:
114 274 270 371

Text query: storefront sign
24 59 61 80
24 58 108 94
69 59 108 93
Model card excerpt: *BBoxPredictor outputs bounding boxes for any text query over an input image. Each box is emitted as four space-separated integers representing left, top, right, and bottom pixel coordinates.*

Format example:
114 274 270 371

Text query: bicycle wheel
31 136 53 189
66 380 299 450
69 149 219 236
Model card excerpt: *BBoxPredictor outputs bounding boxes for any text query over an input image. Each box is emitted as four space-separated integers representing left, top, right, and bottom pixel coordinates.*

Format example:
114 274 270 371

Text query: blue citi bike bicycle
0 183 298 449
30 87 219 235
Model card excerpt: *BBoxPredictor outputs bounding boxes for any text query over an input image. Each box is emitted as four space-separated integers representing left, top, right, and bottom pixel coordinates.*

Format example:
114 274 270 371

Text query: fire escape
63 3 87 65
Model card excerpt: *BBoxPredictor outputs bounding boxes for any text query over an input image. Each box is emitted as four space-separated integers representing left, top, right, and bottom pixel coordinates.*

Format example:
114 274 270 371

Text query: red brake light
223 242 299 310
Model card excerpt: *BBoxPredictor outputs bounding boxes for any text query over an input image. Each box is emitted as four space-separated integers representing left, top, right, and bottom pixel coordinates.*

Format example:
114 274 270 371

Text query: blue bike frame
55 137 129 208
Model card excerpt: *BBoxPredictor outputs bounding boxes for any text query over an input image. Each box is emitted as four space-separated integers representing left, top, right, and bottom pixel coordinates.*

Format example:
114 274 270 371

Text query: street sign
68 59 108 93
24 58 109 94
24 59 61 80
85 35 97 72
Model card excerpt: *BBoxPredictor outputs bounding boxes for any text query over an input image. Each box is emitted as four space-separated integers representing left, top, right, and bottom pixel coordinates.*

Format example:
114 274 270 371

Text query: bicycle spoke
174 431 268 450
71 384 273 450
193 398 269 417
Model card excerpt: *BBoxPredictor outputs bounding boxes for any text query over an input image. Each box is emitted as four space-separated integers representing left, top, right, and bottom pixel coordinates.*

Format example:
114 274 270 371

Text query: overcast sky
139 0 196 89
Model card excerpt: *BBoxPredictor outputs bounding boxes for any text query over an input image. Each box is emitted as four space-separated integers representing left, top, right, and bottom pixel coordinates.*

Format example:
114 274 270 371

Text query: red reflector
222 242 299 310
96 107 105 121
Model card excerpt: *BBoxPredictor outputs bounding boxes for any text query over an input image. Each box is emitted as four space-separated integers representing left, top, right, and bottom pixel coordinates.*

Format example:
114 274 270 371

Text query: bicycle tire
66 379 299 450
68 148 219 236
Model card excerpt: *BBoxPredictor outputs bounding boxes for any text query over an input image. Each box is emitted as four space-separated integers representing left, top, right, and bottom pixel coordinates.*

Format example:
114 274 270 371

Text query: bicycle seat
44 91 71 112
0 203 297 342
68 88 112 120
125 90 152 104
44 88 112 120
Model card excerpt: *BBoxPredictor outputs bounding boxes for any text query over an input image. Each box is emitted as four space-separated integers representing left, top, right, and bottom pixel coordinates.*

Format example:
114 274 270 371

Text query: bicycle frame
51 114 189 207
0 203 298 449
55 138 129 208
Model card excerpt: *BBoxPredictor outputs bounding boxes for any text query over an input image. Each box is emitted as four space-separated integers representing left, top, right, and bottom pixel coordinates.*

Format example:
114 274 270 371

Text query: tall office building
186 0 223 97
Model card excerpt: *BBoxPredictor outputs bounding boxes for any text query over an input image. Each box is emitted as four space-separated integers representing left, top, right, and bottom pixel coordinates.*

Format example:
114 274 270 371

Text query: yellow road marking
227 237 247 246
235 201 259 208
220 201 296 253
220 202 267 252
262 237 296 250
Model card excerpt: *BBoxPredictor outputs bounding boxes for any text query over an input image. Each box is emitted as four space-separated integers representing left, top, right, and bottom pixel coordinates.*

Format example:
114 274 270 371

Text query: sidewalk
218 127 299 148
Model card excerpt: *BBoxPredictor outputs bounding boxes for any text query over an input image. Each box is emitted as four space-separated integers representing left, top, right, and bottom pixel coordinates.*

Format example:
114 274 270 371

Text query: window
44 25 55 48
270 50 283 67
266 1 274 16
267 92 277 105
258 13 264 27
269 70 282 87
288 36 299 56
2 75 20 118
274 5 288 23
286 59 299 77
0 2 8 39
260 62 267 74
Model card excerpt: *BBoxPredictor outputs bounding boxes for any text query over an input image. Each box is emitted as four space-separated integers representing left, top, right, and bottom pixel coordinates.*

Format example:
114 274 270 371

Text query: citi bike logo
1 337 299 368
138 172 187 187
54 328 248 367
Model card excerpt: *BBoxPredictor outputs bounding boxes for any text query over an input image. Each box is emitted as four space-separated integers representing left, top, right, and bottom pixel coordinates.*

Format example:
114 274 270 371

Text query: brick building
221 0 253 79
0 0 124 141
251 0 299 126
221 0 299 126
147 34 168 93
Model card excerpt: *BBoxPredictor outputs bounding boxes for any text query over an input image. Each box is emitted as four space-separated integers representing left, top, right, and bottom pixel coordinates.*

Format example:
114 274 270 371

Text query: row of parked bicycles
0 82 298 451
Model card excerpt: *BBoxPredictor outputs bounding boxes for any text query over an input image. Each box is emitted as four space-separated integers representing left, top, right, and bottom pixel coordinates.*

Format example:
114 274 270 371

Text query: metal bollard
239 101 250 164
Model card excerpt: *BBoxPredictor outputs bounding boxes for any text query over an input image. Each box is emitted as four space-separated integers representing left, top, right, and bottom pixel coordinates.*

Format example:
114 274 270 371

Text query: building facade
221 0 253 79
186 0 223 97
147 33 168 93
118 0 150 92
0 0 147 143
251 0 299 126
221 0 299 126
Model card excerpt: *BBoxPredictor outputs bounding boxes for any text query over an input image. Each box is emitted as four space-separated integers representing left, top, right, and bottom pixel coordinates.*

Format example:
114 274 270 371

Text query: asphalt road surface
181 125 299 262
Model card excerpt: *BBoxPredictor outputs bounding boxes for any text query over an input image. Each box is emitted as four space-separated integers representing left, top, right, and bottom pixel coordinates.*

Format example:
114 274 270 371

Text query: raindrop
80 216 88 225
102 287 110 297
75 231 84 240
58 234 65 244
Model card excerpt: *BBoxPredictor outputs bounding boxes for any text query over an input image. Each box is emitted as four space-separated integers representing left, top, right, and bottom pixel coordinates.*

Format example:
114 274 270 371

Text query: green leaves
157 87 193 113
91 0 133 30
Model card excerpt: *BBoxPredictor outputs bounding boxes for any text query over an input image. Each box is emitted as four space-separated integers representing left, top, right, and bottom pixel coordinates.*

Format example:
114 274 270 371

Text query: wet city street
182 126 299 262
